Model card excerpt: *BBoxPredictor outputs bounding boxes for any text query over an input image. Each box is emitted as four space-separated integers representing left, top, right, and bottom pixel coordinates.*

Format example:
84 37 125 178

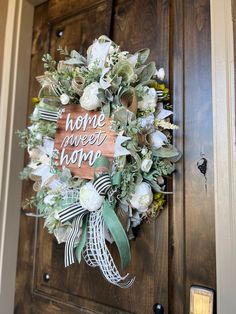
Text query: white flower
80 182 104 211
44 194 55 205
87 40 111 68
130 182 153 212
35 133 42 141
138 87 157 111
80 82 102 111
149 130 168 149
141 158 153 173
138 114 154 128
60 93 70 105
157 103 172 120
156 67 165 81
141 146 148 156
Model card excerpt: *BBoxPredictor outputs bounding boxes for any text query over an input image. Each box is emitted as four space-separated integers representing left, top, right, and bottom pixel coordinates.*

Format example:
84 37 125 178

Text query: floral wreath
18 35 180 288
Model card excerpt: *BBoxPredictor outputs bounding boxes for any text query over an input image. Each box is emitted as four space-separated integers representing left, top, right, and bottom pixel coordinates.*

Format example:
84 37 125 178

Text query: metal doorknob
153 303 164 314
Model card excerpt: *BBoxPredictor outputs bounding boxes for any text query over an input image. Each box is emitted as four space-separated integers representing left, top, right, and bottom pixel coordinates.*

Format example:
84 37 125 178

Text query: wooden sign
54 105 116 179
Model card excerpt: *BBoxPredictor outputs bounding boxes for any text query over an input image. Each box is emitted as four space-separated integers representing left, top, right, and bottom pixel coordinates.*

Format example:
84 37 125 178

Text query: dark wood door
15 1 216 313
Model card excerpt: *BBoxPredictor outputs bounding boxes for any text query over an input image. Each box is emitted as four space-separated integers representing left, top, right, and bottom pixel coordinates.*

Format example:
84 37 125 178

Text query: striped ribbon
64 213 87 267
157 90 165 101
58 202 87 224
38 108 60 122
93 173 116 202
58 202 88 267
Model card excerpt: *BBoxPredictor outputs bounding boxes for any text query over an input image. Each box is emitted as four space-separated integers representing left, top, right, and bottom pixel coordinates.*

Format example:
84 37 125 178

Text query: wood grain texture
54 106 116 178
15 1 216 313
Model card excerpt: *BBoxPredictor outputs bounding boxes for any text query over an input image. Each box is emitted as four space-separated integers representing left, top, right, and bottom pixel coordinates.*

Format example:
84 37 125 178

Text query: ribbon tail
83 210 134 288
102 200 131 269
64 213 86 267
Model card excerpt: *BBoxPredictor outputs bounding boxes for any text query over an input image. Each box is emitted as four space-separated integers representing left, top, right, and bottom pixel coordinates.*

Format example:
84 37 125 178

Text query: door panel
15 1 216 313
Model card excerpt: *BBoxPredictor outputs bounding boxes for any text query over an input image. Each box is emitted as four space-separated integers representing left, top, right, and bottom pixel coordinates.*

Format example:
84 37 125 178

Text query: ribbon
71 76 85 96
38 108 60 122
120 87 138 114
64 213 87 266
102 200 131 269
58 196 89 267
93 156 131 269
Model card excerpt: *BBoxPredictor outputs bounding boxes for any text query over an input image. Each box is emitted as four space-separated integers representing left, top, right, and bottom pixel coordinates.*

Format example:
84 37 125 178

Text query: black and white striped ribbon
93 173 111 196
58 202 88 267
157 90 165 101
64 213 87 267
38 108 59 122
58 202 87 224
93 173 117 202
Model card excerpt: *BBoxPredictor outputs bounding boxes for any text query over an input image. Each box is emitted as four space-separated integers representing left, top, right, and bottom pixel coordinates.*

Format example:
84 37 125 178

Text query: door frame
0 0 235 313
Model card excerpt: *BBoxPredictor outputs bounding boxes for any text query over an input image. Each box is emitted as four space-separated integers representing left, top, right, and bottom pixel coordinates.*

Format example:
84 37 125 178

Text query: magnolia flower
80 182 104 211
156 67 165 81
141 158 153 173
87 39 111 68
157 103 172 120
80 82 102 111
149 130 168 149
138 87 157 111
130 182 153 212
138 114 155 131
60 93 70 105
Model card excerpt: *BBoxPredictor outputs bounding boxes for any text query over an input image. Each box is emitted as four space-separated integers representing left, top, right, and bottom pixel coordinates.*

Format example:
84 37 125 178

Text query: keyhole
153 303 164 314
56 29 64 38
43 272 50 282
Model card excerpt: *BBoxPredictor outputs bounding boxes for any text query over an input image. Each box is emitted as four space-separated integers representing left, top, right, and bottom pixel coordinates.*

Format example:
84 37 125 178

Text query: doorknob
153 303 164 314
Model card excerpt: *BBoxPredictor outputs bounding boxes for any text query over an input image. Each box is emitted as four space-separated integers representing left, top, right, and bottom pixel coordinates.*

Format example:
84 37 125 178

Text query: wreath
18 35 180 288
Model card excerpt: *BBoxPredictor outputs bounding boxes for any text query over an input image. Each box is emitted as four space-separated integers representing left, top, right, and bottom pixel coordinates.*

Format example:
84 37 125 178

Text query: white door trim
211 0 236 313
0 1 45 313
0 0 235 313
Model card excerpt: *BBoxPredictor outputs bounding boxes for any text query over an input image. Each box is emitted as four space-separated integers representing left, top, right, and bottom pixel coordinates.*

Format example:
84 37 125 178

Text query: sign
54 105 116 179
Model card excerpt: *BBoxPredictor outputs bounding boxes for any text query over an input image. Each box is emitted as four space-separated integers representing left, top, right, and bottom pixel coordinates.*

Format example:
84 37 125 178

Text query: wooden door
15 1 216 313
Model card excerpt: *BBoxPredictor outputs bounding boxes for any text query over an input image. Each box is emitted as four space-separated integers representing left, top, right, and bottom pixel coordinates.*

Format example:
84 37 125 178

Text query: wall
0 0 8 96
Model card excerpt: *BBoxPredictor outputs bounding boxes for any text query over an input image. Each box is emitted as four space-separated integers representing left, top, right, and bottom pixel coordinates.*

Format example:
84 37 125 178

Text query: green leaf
137 48 150 65
152 145 181 161
75 215 88 263
102 103 111 117
138 62 156 84
113 107 129 126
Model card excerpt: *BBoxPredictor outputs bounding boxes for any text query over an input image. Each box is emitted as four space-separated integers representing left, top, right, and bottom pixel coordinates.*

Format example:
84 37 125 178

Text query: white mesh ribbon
83 210 135 288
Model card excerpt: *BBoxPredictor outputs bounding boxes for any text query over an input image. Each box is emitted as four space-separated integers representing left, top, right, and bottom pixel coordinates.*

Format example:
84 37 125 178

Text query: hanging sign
54 105 116 179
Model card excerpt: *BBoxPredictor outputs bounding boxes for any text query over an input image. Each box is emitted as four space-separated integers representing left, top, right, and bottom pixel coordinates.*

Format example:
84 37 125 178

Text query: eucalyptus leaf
138 62 156 84
102 103 111 117
145 179 172 194
113 107 129 126
137 48 150 65
152 144 181 160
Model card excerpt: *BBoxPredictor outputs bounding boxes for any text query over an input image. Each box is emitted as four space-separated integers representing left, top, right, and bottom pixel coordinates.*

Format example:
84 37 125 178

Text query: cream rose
156 67 165 81
130 182 153 212
80 82 102 111
138 87 157 111
141 158 153 173
80 182 104 211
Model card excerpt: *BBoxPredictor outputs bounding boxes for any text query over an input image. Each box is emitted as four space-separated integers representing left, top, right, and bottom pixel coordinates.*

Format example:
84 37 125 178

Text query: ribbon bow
57 156 133 287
